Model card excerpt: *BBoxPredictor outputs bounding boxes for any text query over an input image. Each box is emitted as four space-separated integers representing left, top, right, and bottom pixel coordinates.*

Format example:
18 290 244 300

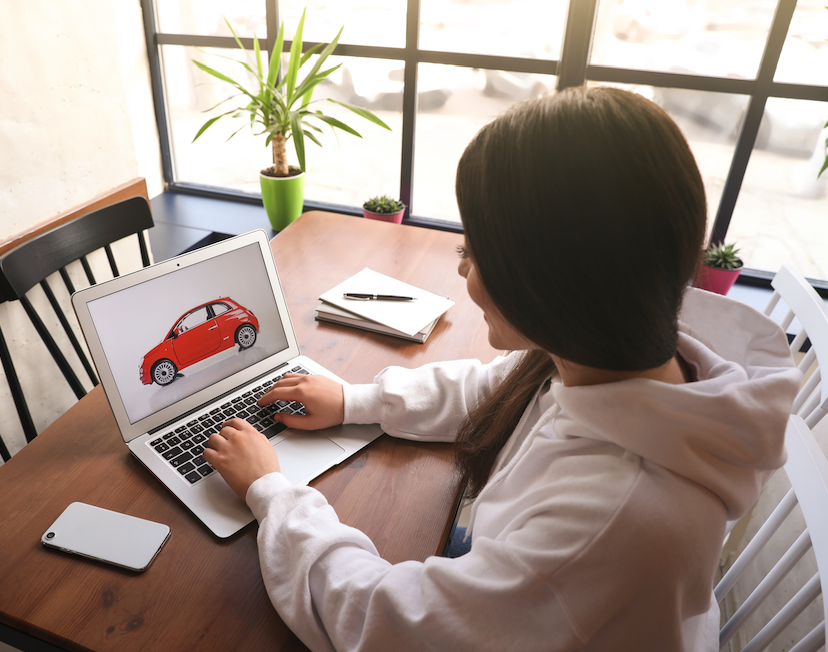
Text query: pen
343 293 414 301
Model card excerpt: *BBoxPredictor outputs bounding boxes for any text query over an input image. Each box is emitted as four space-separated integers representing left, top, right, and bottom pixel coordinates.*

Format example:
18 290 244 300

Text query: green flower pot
260 171 305 231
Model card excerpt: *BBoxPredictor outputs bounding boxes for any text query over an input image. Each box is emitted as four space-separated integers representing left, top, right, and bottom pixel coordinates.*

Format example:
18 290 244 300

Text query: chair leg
0 322 38 446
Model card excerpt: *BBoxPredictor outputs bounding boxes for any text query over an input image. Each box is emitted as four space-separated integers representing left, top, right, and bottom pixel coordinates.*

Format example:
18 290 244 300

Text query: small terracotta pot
693 264 742 295
362 207 405 224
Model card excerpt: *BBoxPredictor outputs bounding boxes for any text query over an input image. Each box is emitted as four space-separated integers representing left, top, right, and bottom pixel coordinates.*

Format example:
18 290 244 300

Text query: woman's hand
203 419 281 500
259 373 345 431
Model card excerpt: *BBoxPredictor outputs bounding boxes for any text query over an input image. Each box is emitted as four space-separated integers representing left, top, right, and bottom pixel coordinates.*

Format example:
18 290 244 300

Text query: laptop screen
85 243 289 424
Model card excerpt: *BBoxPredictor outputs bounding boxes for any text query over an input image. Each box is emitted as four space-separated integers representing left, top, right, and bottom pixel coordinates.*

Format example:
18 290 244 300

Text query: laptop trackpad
272 433 344 485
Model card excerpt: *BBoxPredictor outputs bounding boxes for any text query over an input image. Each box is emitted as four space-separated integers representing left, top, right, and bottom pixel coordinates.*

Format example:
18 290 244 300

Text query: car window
178 306 210 332
212 302 231 317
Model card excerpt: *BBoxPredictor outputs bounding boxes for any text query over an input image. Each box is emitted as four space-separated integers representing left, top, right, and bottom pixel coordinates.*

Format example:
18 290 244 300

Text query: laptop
72 229 383 538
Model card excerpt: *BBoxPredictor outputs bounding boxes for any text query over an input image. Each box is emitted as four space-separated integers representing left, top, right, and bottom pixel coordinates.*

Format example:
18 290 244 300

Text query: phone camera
46 532 55 539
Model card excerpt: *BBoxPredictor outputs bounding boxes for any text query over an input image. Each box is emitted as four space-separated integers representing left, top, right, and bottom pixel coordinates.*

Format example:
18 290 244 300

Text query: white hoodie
246 289 800 651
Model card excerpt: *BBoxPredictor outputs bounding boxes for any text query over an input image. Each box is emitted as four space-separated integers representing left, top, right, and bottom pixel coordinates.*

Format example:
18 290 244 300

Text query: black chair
0 196 153 461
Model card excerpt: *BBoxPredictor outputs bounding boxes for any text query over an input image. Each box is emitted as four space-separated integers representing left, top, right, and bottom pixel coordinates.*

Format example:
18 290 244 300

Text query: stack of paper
315 268 454 343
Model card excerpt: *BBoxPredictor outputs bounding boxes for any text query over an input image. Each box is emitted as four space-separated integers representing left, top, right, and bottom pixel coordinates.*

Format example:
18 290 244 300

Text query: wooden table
0 211 500 652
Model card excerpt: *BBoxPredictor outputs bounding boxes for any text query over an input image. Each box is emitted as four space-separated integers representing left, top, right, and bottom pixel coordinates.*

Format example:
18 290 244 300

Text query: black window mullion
141 0 174 185
556 0 599 91
398 0 422 216
709 0 798 244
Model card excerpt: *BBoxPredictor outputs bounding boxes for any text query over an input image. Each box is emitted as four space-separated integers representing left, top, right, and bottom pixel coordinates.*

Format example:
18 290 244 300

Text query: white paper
318 268 454 337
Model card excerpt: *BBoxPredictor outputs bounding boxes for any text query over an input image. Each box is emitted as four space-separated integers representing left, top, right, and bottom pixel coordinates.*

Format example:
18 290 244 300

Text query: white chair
764 265 828 429
715 415 828 652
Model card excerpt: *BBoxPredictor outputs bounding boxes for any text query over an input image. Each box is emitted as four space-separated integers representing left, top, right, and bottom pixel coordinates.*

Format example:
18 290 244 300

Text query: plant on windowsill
362 195 406 224
192 9 391 231
693 241 744 296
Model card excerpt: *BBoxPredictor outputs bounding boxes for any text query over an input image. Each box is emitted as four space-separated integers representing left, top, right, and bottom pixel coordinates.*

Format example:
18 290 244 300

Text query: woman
203 86 800 651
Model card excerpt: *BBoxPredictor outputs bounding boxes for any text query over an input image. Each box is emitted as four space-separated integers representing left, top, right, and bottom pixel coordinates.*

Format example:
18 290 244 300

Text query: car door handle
208 326 218 330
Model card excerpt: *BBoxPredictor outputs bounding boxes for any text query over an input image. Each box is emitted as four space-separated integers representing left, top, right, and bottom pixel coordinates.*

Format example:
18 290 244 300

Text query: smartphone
41 502 170 572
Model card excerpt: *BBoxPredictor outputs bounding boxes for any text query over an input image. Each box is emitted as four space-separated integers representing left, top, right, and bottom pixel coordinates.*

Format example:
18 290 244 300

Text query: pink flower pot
693 264 742 295
363 208 405 224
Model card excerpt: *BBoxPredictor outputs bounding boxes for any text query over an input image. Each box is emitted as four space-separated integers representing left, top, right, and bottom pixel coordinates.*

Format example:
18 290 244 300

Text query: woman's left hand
203 418 281 500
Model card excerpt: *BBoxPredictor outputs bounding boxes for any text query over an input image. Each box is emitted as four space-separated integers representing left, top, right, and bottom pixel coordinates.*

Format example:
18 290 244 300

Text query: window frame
141 0 828 283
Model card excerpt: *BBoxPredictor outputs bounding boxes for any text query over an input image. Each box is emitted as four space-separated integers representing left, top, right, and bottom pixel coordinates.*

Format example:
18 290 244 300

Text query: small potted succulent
362 195 406 224
694 241 743 295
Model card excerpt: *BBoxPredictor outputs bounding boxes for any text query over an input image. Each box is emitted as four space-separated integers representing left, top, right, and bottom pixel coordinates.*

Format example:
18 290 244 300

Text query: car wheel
236 324 257 349
151 359 177 386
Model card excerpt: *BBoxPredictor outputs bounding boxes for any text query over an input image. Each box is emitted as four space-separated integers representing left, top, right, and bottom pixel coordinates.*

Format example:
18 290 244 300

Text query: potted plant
192 10 391 230
362 195 406 224
694 241 743 295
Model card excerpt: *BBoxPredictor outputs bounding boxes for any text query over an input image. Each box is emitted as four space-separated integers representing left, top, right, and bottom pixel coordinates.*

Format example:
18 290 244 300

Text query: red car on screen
140 298 260 386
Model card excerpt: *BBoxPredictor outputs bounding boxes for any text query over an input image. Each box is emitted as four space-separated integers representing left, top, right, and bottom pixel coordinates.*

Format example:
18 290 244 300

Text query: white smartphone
41 502 170 572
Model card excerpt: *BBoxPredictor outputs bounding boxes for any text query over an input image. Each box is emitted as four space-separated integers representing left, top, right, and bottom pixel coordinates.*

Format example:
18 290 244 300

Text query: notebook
72 230 382 538
318 268 454 338
315 302 439 343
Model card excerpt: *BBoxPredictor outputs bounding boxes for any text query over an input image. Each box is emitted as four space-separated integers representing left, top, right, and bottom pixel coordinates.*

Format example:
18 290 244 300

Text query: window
142 0 828 282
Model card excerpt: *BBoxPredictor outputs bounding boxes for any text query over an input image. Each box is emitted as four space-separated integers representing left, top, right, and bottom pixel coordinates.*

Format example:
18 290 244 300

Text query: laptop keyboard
147 365 311 486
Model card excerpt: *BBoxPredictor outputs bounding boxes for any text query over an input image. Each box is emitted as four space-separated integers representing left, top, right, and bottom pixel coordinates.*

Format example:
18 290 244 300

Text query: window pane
162 45 269 193
775 1 828 86
413 64 555 222
419 0 568 60
592 0 773 78
299 56 403 207
724 98 828 279
156 0 266 38
278 0 407 48
162 45 402 205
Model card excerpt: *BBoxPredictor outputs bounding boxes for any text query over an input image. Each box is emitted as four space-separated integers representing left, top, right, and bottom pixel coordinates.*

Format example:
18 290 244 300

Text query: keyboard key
231 396 243 403
181 440 195 451
221 402 231 409
192 433 206 444
150 438 162 446
242 391 253 398
198 465 214 477
263 422 289 439
154 442 170 453
184 470 202 484
162 432 176 440
162 446 182 460
210 407 222 415
170 451 193 467
177 461 196 475
192 453 205 466
175 425 188 434
167 436 181 446
186 419 197 427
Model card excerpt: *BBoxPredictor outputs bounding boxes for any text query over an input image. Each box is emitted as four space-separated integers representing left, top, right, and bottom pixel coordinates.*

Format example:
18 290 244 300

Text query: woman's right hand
259 373 345 431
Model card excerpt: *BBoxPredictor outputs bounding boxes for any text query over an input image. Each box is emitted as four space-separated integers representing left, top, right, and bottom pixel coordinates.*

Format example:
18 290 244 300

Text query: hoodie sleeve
246 471 583 652
340 355 519 442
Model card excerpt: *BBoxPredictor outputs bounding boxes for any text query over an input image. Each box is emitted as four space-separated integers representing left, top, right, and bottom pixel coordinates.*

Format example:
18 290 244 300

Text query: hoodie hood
552 288 801 519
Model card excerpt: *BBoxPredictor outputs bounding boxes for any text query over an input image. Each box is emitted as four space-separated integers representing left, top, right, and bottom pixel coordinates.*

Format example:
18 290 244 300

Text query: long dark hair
455 87 707 496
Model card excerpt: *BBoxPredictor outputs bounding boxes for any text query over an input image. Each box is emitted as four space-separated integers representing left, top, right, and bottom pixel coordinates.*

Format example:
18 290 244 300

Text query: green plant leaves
191 8 391 172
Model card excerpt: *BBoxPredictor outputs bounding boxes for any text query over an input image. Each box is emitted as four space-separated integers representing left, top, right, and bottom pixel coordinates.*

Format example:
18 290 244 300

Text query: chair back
764 265 828 429
0 196 153 461
715 415 828 651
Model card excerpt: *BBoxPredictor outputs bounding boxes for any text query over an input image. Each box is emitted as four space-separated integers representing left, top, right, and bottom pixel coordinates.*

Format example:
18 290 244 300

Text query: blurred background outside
152 0 828 280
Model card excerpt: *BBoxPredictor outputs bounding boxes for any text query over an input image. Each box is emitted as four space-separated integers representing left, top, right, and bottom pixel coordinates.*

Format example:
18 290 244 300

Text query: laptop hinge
147 361 291 435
